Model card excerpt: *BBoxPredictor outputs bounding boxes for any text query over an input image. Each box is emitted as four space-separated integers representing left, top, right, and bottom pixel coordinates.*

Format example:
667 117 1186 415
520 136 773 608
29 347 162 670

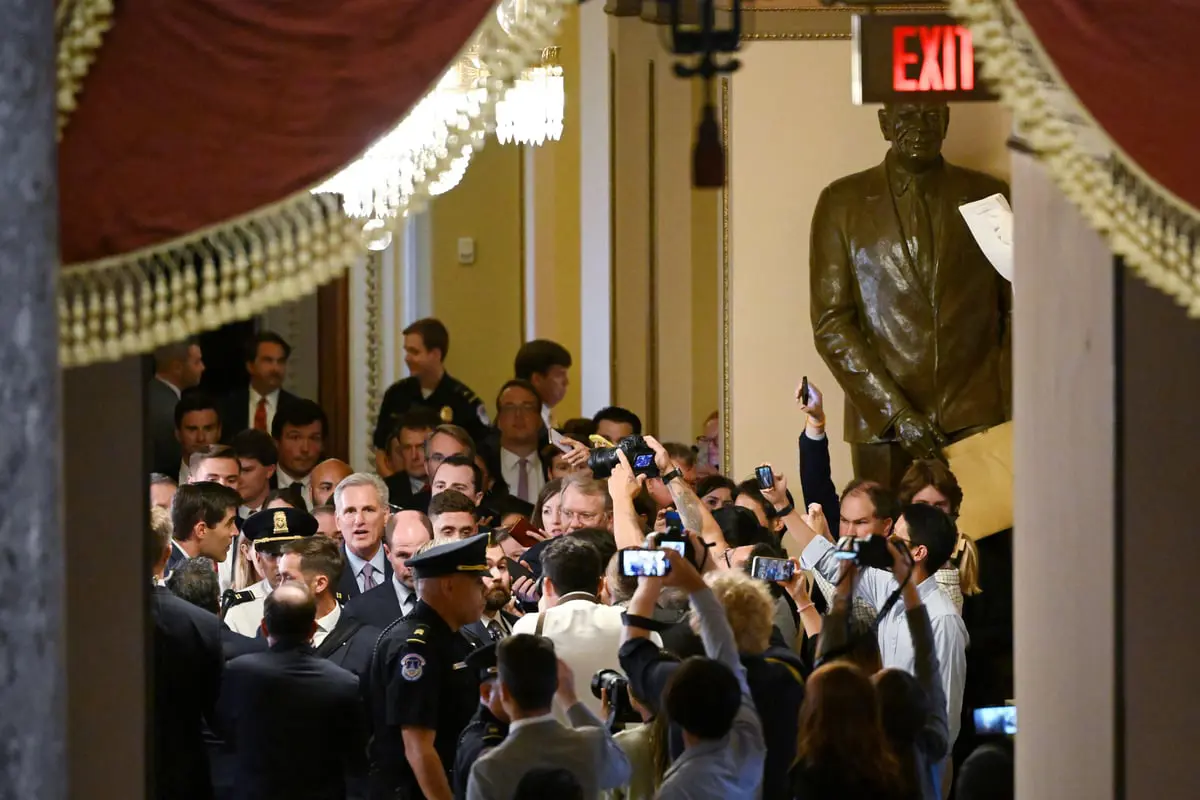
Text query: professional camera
590 669 643 732
832 534 894 570
587 435 659 480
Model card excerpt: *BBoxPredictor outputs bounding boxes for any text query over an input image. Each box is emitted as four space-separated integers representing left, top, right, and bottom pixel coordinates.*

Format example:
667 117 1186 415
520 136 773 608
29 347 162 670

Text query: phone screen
751 556 794 582
620 549 671 577
973 706 1017 735
755 465 775 490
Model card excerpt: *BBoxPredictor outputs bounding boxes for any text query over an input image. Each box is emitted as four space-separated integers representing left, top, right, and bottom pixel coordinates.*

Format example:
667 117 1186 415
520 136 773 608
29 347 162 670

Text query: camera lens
590 668 623 700
586 447 620 479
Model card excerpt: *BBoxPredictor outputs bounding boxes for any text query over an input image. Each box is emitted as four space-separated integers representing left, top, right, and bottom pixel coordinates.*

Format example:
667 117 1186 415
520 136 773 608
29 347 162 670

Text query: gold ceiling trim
56 0 114 139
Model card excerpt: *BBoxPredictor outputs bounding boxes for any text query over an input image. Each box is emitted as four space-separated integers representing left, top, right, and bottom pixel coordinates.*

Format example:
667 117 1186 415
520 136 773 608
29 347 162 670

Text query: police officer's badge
273 511 288 533
400 653 426 681
440 406 453 423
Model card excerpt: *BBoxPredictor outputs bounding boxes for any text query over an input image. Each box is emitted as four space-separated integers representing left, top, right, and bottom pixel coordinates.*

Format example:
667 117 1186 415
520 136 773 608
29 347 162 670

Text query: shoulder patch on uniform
476 404 490 426
400 653 426 681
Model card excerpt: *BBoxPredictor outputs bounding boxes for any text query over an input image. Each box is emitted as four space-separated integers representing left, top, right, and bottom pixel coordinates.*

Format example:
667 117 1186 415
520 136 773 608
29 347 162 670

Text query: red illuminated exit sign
852 13 998 104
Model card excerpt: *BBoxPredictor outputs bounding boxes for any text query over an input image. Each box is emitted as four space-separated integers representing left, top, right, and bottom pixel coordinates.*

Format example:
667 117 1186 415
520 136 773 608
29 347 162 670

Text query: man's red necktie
253 397 268 432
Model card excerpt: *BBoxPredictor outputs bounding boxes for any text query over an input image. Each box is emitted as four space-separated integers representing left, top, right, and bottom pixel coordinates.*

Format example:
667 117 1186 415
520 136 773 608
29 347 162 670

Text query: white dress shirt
541 404 553 430
392 575 417 616
224 579 271 636
801 536 970 744
248 388 280 433
311 602 342 649
178 460 192 486
499 447 545 504
511 595 661 719
216 536 239 593
276 468 312 510
344 545 388 594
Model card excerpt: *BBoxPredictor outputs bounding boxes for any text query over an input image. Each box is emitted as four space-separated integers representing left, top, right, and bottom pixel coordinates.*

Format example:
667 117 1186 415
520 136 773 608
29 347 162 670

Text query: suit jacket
218 386 306 441
221 624 268 661
148 378 182 476
466 706 631 800
810 154 1011 443
216 643 366 800
316 612 381 683
336 545 394 602
461 610 520 646
798 432 839 541
150 586 224 800
382 471 420 510
342 580 404 629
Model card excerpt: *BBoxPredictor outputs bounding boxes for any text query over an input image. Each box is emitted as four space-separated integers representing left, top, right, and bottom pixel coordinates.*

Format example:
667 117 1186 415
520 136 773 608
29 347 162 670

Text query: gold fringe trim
56 0 115 139
950 0 1200 313
59 0 570 368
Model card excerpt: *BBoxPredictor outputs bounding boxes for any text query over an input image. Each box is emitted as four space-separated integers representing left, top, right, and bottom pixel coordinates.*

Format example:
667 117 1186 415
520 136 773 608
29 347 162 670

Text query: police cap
463 642 499 683
242 507 318 551
406 532 490 579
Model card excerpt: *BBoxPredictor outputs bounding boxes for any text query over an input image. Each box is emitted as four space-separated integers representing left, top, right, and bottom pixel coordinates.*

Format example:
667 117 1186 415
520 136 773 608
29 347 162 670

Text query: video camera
832 534 895 570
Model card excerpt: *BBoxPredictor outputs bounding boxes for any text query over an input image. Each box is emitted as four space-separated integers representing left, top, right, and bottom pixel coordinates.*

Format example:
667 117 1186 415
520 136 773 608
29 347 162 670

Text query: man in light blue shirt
799 502 968 744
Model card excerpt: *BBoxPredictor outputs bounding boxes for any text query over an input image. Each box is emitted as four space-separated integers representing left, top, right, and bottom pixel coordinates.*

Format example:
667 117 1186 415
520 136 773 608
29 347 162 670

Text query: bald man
310 459 354 508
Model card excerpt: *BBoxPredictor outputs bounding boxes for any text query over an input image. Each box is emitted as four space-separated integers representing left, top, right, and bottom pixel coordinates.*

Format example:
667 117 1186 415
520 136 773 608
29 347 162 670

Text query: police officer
223 507 319 635
452 643 510 800
367 533 490 800
373 318 491 454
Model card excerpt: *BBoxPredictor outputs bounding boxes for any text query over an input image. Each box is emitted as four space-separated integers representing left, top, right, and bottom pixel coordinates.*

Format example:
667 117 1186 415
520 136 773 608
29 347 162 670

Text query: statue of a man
810 101 1011 488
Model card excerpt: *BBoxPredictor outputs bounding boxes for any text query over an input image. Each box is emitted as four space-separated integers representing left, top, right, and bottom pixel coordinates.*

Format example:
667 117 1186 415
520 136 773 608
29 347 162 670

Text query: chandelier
494 0 565 146
313 47 488 233
495 46 564 146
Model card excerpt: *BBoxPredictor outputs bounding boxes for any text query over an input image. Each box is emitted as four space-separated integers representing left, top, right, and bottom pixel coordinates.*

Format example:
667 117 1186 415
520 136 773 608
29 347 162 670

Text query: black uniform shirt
452 704 508 800
368 600 479 798
372 373 491 451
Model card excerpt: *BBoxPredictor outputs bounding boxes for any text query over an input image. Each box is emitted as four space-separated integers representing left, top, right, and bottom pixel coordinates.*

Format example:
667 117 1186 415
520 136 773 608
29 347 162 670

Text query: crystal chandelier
494 0 565 146
313 48 487 228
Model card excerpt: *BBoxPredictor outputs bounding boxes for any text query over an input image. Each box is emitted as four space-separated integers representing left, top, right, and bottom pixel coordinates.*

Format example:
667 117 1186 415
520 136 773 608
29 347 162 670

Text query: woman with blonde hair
898 459 981 613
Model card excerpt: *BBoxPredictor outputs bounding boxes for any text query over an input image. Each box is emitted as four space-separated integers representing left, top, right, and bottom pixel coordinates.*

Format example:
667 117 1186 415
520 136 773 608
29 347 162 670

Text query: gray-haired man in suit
466 634 630 800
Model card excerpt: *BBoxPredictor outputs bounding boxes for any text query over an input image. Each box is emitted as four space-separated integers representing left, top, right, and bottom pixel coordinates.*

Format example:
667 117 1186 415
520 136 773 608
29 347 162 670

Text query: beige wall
430 141 524 415
726 39 1011 486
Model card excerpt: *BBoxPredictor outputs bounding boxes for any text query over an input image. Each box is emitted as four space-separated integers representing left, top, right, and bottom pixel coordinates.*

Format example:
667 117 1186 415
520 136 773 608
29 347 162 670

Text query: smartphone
800 375 810 406
506 517 541 548
620 549 672 577
755 465 775 490
751 556 795 582
549 428 574 454
973 706 1017 735
505 556 535 584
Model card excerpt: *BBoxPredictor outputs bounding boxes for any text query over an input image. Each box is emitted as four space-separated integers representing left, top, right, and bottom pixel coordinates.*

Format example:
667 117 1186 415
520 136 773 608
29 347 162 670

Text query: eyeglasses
561 508 606 524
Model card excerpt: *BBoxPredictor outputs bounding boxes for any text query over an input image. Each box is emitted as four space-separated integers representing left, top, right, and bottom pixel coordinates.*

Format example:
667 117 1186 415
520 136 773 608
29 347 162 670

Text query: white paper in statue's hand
959 193 1014 283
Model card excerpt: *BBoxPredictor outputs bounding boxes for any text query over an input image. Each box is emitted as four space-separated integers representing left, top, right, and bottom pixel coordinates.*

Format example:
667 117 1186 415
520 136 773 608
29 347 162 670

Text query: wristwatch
661 468 683 484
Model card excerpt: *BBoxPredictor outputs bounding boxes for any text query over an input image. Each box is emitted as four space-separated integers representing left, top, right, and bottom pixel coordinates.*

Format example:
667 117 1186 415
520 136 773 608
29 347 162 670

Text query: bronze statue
810 102 1011 488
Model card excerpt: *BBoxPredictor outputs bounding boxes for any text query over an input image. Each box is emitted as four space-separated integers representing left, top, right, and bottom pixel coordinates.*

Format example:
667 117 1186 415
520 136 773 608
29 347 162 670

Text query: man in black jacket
148 507 224 800
219 331 309 441
216 582 366 800
343 509 433 629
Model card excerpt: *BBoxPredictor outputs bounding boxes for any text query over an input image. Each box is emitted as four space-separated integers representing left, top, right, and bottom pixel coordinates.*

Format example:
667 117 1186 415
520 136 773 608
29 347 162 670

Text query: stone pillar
0 0 64 796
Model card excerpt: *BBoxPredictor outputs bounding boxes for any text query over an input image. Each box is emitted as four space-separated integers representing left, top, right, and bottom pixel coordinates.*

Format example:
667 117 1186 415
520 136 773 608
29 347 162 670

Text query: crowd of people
147 319 1015 800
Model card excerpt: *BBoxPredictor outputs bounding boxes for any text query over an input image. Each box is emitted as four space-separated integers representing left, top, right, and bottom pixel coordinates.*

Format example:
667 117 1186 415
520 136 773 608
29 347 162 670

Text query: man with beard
463 530 520 643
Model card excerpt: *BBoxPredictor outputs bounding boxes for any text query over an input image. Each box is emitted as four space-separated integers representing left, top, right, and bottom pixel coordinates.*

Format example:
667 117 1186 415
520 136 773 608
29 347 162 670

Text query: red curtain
1017 0 1200 210
59 0 496 263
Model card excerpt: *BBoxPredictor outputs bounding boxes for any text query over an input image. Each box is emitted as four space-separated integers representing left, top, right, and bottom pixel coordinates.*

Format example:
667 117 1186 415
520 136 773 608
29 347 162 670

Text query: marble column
0 0 65 797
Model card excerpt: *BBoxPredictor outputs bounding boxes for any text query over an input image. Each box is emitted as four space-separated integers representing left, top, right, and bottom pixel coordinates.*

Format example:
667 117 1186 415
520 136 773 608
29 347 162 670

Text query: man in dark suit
148 338 205 476
380 408 440 507
148 507 224 800
462 532 520 644
810 101 1011 488
215 582 366 800
344 509 433 628
219 330 308 442
333 473 395 601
